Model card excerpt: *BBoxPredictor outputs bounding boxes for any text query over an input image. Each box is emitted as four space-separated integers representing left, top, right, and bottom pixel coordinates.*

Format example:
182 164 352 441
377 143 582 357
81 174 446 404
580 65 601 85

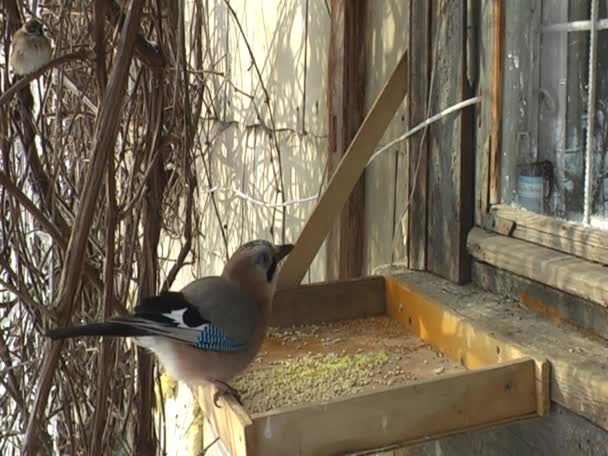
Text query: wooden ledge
467 227 608 308
386 271 608 430
488 204 608 265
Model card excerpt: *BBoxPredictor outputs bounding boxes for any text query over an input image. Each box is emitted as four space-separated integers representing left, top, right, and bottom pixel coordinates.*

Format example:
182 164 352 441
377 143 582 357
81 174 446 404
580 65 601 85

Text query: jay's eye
257 252 270 266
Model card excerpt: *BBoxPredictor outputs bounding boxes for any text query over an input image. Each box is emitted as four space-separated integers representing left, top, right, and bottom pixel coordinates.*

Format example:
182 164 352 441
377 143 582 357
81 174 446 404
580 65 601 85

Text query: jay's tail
46 321 149 340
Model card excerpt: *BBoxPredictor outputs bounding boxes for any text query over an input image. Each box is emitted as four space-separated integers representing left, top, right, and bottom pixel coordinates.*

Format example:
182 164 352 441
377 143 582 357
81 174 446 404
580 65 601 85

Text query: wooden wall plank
427 0 475 283
489 0 504 206
271 276 385 327
325 0 345 282
407 0 431 270
325 0 368 281
364 1 410 274
475 0 494 225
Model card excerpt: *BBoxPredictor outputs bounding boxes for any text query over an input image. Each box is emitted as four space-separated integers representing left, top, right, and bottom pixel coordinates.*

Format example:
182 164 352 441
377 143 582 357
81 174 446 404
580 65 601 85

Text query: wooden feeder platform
195 275 550 455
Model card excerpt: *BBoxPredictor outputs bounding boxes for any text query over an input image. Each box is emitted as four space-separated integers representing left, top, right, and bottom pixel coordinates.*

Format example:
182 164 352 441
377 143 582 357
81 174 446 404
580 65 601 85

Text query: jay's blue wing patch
195 324 245 352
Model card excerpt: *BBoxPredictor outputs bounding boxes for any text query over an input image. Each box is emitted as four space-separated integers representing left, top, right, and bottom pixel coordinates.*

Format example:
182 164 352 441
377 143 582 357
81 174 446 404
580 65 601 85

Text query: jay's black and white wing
47 277 259 353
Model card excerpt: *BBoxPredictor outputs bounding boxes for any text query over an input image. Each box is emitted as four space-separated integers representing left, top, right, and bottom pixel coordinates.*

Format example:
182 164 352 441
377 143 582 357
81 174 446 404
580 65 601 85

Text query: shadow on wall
161 0 330 288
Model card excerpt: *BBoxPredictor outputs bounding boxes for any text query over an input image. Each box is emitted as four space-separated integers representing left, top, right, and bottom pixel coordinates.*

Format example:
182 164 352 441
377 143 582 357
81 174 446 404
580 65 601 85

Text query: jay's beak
274 244 294 262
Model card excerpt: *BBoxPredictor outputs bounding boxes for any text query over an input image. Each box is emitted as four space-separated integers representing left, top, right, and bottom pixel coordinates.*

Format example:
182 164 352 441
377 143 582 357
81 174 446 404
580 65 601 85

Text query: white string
201 184 320 208
367 95 481 165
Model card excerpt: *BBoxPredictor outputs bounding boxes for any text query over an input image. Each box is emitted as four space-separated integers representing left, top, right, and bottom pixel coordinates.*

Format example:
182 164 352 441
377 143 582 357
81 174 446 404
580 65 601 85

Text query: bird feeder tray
195 274 550 456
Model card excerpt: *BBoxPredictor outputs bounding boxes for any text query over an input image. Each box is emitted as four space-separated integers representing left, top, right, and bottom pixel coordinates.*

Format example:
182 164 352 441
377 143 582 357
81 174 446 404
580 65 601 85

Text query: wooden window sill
486 204 608 266
467 226 608 309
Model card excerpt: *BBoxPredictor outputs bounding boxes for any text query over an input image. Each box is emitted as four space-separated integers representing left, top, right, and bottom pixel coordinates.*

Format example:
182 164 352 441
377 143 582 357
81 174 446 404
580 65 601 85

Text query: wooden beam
489 0 503 205
427 0 474 284
271 276 385 327
476 0 493 225
325 0 368 281
277 50 409 289
250 359 539 455
467 227 608 308
407 0 431 270
489 204 608 266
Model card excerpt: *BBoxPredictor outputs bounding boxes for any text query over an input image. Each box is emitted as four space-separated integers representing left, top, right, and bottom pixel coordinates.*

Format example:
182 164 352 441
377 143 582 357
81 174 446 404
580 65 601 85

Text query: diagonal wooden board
278 50 409 289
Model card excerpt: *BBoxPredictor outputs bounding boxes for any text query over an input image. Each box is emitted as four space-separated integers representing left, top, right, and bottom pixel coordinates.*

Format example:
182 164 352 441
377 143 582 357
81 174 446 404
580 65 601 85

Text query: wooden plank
325 0 368 281
338 0 368 279
467 227 608 308
325 0 345 282
489 0 503 206
325 0 368 280
476 0 497 224
427 0 474 284
490 204 608 265
277 50 409 289
407 0 430 270
472 259 608 341
364 1 409 274
251 359 539 455
195 385 254 456
270 276 385 327
386 271 608 430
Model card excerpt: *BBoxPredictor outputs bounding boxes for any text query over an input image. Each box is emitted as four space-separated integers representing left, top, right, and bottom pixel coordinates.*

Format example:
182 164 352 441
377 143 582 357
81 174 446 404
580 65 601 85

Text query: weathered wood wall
426 0 474 284
364 1 409 274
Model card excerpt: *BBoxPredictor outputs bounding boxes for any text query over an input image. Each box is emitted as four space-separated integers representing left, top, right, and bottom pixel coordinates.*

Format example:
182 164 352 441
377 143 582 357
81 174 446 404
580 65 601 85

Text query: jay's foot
212 380 242 407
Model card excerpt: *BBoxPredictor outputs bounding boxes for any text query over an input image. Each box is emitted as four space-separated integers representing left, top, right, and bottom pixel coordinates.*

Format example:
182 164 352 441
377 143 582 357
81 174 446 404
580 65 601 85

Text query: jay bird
47 240 294 406
9 18 52 76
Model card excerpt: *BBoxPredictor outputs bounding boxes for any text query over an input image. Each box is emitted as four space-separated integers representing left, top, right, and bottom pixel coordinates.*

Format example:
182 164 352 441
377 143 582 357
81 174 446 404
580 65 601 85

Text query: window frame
477 0 608 270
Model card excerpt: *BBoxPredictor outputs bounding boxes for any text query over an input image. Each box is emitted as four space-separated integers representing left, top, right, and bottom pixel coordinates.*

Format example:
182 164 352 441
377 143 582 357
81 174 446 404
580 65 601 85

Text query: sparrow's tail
46 321 149 340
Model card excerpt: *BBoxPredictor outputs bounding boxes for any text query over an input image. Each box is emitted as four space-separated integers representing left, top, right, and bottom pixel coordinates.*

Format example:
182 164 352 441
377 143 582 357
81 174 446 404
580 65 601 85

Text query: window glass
500 0 608 229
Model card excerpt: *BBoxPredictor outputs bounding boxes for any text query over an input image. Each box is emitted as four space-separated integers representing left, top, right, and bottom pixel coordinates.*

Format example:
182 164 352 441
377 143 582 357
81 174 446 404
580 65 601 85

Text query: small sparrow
9 18 52 76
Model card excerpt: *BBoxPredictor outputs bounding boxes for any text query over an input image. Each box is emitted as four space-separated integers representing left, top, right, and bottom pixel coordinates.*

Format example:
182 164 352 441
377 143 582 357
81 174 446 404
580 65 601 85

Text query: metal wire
583 0 599 224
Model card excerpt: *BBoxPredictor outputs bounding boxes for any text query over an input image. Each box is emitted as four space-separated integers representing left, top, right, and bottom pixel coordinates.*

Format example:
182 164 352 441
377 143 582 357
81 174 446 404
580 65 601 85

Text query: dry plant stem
0 169 128 315
0 50 94 108
135 79 166 455
89 168 116 456
104 0 165 69
22 1 145 453
161 176 195 292
89 3 112 451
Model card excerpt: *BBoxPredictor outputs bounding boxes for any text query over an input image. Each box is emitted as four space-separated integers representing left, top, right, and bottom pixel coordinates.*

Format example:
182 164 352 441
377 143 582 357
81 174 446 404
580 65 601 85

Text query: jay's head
23 19 45 36
223 240 294 290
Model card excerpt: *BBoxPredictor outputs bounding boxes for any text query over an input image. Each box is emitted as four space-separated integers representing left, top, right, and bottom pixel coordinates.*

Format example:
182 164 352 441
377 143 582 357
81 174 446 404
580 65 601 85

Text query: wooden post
476 0 503 225
426 0 475 284
326 0 368 280
408 0 431 270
